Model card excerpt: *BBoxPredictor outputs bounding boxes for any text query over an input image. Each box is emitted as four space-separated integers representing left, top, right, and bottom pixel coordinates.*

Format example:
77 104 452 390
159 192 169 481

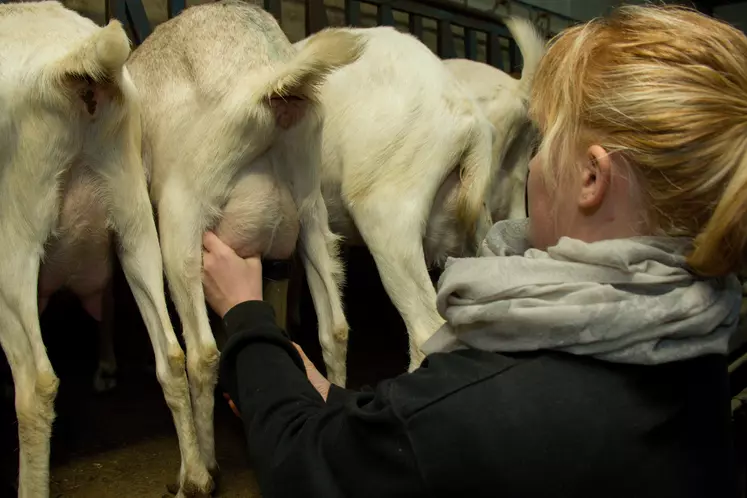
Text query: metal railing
0 0 580 73
305 0 524 71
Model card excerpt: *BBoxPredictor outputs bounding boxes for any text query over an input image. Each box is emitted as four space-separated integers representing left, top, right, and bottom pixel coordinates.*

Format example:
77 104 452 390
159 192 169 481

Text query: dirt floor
0 288 262 498
44 374 260 498
0 248 411 497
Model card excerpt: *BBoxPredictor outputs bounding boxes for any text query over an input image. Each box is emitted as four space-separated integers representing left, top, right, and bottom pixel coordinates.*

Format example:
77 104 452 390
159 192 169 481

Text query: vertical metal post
377 3 395 26
264 0 282 23
168 0 185 20
464 28 478 60
486 32 502 70
345 0 361 26
509 38 520 74
107 0 152 45
409 14 423 40
305 0 329 36
437 20 456 59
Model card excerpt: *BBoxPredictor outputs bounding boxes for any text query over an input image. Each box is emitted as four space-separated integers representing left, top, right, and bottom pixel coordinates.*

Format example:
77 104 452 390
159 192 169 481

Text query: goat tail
249 29 365 104
504 16 546 97
51 20 131 83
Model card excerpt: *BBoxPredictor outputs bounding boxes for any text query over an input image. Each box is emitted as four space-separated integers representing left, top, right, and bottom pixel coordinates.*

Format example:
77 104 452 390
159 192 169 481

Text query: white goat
443 28 544 223
291 17 545 375
0 2 207 497
126 0 362 487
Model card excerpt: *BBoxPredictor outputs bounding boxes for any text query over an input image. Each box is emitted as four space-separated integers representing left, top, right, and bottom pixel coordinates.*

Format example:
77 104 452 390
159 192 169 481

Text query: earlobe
578 145 611 209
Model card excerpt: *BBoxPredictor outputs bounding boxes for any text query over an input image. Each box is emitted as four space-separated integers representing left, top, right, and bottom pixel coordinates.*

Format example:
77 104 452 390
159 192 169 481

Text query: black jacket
219 300 736 498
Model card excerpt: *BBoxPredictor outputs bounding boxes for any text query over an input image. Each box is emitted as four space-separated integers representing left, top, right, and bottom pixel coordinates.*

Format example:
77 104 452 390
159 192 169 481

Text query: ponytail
688 151 747 276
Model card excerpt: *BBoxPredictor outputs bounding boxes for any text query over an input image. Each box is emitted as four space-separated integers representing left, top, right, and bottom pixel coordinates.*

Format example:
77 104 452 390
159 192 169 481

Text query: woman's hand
202 231 263 318
293 343 331 401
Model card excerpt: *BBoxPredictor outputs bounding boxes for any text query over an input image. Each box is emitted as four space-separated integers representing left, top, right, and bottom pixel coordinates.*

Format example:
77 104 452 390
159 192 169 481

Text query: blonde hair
530 4 747 276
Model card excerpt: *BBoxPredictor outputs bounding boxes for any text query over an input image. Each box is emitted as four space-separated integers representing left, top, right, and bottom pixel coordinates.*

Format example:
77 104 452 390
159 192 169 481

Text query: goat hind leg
108 174 212 496
298 199 349 387
159 189 220 479
0 250 59 498
349 201 445 372
89 280 117 393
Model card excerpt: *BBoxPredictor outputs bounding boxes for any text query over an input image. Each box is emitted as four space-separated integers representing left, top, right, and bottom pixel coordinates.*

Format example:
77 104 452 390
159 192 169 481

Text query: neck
562 200 644 245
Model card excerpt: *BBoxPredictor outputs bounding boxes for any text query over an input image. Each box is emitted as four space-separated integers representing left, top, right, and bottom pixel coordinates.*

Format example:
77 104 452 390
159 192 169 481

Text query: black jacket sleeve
218 300 427 498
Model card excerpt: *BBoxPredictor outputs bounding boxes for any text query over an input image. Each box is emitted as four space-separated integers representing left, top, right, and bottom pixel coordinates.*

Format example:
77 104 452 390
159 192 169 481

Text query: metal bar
168 0 185 19
398 0 576 29
264 0 282 23
123 0 152 45
377 3 395 26
464 28 478 60
730 351 747 374
486 32 503 70
508 38 520 73
107 0 151 45
485 0 579 24
345 0 361 26
106 0 127 25
382 0 514 40
306 0 329 35
437 19 456 59
409 14 423 40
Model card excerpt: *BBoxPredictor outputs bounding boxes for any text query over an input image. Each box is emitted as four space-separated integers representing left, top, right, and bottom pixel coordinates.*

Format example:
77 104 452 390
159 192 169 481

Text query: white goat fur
125 0 363 489
0 2 208 497
443 28 544 223
291 19 546 372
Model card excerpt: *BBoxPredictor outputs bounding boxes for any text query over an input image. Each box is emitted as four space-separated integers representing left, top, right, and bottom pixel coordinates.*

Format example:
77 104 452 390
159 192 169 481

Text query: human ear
578 145 611 209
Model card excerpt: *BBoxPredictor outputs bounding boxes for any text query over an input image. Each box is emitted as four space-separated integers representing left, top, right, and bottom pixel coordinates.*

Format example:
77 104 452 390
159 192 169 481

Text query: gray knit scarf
421 219 742 364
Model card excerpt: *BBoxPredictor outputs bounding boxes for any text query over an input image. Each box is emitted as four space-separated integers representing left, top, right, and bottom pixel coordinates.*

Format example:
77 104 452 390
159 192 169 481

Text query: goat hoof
167 474 214 498
209 465 221 493
93 364 117 393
